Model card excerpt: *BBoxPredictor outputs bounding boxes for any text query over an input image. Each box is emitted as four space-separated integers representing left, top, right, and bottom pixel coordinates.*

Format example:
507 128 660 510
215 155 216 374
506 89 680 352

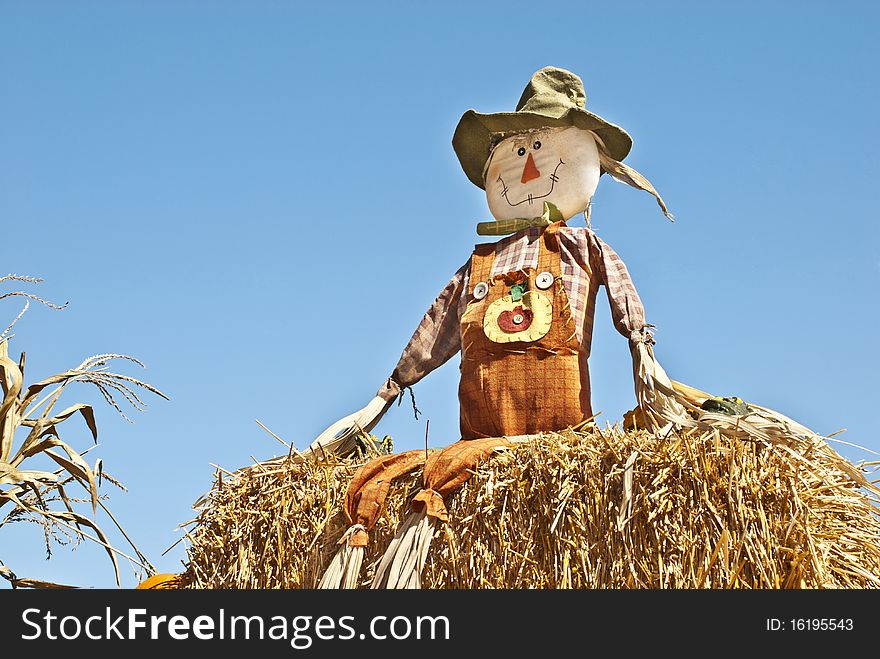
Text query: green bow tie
476 202 564 236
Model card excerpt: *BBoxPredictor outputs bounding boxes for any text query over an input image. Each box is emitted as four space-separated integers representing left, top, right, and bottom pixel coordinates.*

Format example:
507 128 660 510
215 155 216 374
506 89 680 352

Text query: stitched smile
497 159 565 207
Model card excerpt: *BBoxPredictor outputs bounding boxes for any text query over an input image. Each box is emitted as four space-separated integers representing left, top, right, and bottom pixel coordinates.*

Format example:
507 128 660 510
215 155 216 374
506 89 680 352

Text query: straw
177 424 880 589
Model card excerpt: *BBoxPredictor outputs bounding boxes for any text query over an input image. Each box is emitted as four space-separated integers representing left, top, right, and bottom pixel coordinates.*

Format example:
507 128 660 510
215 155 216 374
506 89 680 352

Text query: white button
512 314 524 325
473 282 489 300
535 272 554 290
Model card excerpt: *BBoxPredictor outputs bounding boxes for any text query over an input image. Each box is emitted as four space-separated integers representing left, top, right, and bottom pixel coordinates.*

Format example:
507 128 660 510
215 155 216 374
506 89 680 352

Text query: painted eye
517 147 526 156
533 140 542 150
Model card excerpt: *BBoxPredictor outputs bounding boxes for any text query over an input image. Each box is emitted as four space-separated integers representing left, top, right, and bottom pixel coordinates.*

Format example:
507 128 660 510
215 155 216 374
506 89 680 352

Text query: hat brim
452 107 633 190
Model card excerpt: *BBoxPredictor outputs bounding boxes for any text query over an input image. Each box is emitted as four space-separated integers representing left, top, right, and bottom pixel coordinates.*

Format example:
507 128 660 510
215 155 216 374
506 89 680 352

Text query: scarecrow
298 67 821 589
309 66 675 453
135 66 879 592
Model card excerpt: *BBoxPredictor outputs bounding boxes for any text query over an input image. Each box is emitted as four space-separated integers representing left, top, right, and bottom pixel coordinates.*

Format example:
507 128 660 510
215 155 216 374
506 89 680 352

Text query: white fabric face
484 126 600 221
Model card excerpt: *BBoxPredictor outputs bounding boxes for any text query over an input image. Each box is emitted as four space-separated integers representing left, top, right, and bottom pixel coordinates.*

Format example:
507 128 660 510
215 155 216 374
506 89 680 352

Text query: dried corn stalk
0 274 167 587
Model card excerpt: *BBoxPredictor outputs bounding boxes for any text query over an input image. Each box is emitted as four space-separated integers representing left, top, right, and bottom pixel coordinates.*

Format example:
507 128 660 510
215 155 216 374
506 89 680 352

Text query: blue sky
1 1 878 588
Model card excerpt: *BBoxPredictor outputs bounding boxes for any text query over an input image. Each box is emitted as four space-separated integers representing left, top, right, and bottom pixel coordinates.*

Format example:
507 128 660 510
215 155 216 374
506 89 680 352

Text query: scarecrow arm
376 261 469 402
588 233 651 345
302 263 468 460
588 232 691 429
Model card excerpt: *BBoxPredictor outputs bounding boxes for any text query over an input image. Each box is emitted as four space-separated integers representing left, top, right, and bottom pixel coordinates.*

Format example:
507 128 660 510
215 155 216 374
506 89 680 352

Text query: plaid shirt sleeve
587 232 651 345
376 261 470 402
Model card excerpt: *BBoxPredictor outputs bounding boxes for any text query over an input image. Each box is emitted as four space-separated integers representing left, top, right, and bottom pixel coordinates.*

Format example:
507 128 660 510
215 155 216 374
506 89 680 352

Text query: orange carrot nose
521 152 541 184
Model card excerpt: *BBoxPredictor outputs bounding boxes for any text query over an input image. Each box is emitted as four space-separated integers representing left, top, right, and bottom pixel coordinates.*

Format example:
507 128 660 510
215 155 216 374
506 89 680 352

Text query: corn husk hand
631 341 869 486
296 396 390 463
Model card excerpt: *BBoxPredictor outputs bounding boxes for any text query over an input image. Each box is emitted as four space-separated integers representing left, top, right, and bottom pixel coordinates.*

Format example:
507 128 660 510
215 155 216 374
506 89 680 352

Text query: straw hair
176 424 880 589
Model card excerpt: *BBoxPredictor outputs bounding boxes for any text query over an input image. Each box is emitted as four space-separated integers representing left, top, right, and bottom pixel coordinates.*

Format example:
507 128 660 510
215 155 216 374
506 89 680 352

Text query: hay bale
177 427 880 588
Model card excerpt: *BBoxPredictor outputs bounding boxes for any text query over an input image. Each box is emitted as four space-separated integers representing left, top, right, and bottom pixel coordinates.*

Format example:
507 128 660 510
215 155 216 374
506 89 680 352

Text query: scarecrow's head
453 66 673 227
483 126 599 222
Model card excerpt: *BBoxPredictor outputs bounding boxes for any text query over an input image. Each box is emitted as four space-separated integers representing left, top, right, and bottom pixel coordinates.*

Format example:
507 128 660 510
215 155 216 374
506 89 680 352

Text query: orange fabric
411 437 512 521
343 449 428 531
411 489 449 522
348 528 369 548
458 221 587 439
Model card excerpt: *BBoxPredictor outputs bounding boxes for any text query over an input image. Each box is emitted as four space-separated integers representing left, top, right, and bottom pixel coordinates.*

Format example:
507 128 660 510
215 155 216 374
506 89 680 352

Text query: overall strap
536 221 565 275
468 242 497 293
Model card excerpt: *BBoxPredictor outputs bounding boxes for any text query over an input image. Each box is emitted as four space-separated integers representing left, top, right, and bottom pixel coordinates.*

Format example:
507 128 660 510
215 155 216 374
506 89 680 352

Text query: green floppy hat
452 66 633 190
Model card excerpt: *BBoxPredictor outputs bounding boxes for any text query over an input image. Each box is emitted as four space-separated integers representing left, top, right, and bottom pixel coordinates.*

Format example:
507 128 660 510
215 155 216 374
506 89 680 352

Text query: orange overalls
333 222 594 562
458 221 589 439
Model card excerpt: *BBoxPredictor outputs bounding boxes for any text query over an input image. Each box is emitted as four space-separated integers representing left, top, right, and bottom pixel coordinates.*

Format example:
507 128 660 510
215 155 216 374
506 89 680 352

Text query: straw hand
300 396 390 461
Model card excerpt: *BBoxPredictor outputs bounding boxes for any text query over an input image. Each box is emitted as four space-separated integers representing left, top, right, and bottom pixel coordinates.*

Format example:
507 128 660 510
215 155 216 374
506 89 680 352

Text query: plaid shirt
376 225 649 402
